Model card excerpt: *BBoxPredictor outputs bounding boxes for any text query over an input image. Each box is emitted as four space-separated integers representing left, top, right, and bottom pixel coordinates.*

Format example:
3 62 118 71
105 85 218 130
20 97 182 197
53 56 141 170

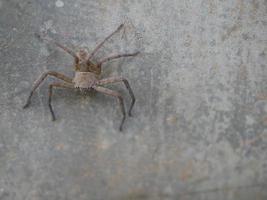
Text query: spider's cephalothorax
23 24 139 131
75 48 100 73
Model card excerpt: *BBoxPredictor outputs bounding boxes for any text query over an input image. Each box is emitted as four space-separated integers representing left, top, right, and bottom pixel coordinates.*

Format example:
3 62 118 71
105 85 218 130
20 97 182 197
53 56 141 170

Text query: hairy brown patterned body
23 24 139 131
73 72 98 90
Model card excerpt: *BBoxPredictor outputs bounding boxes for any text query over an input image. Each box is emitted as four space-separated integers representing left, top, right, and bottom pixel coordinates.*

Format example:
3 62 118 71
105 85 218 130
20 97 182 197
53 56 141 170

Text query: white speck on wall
42 19 57 34
44 20 53 30
55 0 64 8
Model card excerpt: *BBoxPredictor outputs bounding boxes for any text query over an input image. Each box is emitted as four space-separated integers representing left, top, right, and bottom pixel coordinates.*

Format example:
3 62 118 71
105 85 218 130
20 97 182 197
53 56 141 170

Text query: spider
23 24 139 131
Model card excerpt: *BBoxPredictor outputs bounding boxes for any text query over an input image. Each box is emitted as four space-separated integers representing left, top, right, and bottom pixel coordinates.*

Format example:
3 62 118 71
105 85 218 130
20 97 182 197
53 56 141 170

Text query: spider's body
23 24 139 131
73 72 98 90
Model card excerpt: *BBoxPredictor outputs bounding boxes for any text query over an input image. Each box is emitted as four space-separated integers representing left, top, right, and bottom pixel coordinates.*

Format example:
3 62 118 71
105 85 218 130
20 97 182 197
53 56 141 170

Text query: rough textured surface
0 0 267 199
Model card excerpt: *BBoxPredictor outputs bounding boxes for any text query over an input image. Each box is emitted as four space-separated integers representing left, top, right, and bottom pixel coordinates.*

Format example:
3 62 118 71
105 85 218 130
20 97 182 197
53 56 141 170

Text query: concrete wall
0 0 266 199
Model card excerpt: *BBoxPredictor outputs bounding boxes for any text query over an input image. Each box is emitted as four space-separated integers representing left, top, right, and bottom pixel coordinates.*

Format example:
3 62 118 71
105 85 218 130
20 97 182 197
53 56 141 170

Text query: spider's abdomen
73 72 98 89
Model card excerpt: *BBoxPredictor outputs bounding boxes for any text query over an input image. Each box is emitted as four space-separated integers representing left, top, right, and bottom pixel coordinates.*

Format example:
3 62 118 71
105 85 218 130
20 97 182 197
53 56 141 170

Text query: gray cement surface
0 0 267 199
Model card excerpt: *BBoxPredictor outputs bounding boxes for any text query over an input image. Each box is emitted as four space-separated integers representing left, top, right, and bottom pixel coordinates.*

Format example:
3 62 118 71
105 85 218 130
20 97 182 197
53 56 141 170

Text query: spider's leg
97 52 139 67
88 24 124 59
36 33 78 60
48 82 74 121
93 86 126 131
53 41 79 61
23 71 73 108
97 77 135 116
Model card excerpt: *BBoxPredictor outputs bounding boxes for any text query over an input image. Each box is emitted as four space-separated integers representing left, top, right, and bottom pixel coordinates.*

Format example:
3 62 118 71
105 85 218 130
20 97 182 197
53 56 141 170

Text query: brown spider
23 24 139 131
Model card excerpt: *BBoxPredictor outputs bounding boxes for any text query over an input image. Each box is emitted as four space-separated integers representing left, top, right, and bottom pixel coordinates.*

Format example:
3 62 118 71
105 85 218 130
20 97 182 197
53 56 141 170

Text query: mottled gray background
0 0 267 199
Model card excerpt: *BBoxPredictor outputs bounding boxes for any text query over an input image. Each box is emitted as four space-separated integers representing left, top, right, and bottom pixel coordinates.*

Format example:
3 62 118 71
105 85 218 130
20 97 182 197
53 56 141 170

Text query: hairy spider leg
88 24 124 60
97 52 139 67
93 86 126 131
97 77 135 116
35 33 78 60
48 82 74 121
23 71 72 108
